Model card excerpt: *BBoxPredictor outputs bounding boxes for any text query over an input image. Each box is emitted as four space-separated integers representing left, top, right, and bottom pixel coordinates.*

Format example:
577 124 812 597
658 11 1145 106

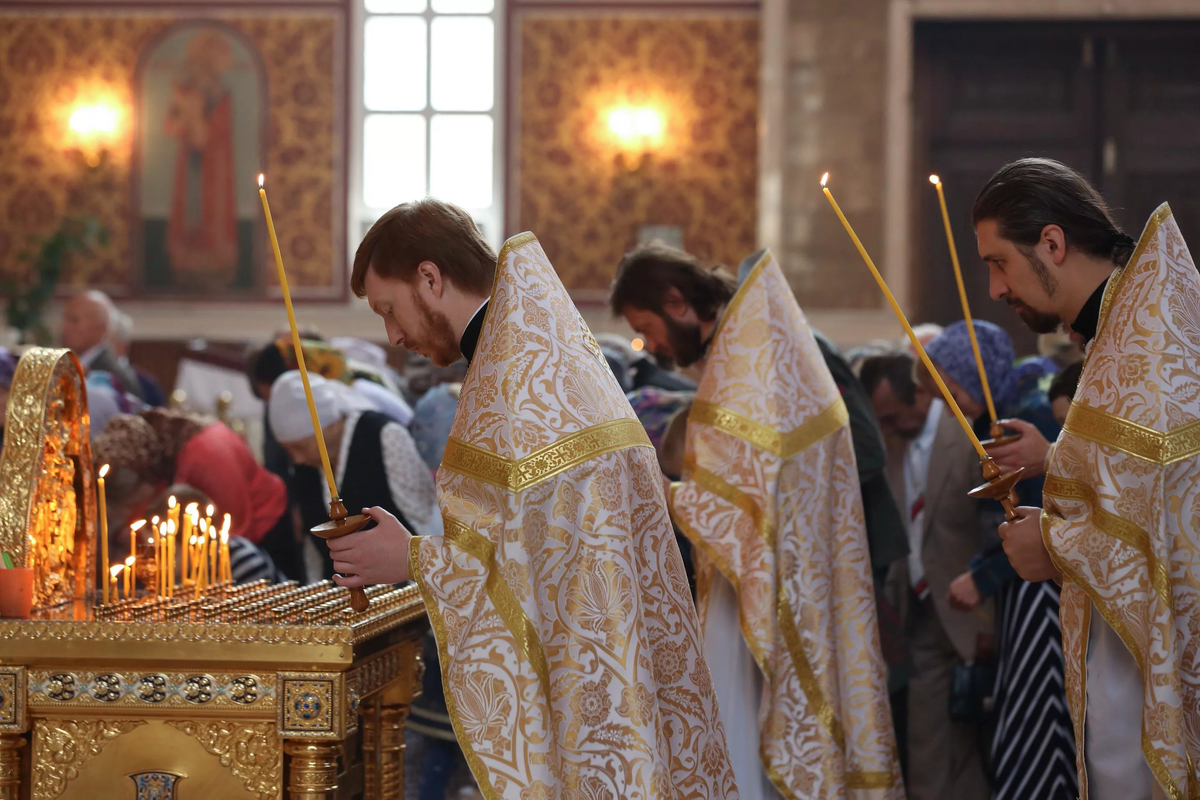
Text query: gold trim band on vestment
689 398 848 460
1064 401 1200 466
1040 516 1182 800
1043 474 1171 607
668 483 773 677
437 517 553 706
673 473 899 791
441 418 652 493
409 535 502 800
686 458 778 549
708 249 773 346
1092 203 1172 348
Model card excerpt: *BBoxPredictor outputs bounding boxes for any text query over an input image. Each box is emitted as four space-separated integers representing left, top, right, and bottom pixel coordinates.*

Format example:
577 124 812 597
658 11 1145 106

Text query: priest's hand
948 571 981 611
327 506 412 587
998 506 1061 583
988 419 1050 478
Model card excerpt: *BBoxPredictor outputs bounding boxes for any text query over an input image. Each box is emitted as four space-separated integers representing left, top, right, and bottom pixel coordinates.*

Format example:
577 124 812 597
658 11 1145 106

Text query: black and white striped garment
228 536 280 585
990 579 1077 800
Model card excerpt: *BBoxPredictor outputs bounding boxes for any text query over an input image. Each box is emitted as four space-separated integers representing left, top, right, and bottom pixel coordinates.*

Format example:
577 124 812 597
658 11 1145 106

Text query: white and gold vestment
669 252 902 799
411 234 738 800
1043 204 1200 800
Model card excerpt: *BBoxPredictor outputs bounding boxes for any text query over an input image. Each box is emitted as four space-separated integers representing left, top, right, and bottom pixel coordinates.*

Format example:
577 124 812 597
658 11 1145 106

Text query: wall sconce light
607 105 665 170
68 103 119 167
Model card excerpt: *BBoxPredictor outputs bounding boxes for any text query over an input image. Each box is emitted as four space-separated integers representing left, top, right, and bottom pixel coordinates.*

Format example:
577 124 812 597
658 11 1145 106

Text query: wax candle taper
259 173 339 498
124 555 135 598
930 175 999 424
98 464 110 604
820 172 987 458
110 564 124 602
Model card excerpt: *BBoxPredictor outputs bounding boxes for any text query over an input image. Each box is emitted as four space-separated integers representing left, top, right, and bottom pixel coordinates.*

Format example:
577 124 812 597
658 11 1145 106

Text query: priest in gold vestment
611 245 903 799
328 199 738 800
975 159 1200 800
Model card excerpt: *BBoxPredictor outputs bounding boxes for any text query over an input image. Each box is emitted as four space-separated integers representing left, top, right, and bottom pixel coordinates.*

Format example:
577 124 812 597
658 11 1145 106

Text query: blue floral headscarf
926 320 1022 412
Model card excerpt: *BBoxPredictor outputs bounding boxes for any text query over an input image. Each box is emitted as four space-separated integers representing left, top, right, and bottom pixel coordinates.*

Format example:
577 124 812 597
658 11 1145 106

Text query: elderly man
60 290 144 401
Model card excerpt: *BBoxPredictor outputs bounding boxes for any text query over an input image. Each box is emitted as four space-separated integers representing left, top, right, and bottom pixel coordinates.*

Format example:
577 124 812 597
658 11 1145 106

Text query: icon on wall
136 22 265 295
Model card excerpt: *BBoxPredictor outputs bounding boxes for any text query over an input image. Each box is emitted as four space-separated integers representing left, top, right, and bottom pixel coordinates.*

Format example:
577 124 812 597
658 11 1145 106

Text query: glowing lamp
630 338 644 352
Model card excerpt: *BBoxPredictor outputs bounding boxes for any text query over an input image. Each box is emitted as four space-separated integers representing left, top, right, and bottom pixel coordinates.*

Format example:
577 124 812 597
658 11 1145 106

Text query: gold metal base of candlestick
309 499 371 613
967 456 1025 521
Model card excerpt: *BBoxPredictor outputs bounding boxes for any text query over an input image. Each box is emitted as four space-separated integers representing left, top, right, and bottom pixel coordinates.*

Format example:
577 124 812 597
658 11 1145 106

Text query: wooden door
914 21 1200 355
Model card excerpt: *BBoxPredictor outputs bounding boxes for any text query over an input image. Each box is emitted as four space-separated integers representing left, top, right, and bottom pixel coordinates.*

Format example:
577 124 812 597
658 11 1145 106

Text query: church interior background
1 0 1198 798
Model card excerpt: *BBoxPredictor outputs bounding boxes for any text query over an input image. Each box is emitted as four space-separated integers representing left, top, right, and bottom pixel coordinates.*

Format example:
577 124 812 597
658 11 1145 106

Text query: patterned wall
0 9 343 295
513 13 759 295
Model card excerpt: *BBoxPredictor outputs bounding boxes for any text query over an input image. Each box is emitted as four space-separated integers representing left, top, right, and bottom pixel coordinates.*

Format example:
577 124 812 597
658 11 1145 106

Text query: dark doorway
914 21 1200 355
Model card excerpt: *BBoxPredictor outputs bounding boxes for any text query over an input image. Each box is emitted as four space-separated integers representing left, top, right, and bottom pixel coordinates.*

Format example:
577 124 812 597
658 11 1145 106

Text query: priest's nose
987 264 1007 302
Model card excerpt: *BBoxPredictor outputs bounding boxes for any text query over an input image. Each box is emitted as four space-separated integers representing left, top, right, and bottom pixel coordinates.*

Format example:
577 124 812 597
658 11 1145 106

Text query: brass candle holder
310 499 371 612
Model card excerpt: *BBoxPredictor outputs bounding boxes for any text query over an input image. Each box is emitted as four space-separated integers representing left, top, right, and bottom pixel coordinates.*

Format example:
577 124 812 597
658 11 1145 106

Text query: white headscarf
268 370 371 444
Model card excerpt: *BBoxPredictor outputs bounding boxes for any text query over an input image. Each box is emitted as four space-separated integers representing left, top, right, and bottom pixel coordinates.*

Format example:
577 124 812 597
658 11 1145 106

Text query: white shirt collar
913 398 944 452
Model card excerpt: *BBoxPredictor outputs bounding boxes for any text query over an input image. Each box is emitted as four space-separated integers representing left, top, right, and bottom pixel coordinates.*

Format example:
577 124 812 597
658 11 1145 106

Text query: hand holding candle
259 173 370 612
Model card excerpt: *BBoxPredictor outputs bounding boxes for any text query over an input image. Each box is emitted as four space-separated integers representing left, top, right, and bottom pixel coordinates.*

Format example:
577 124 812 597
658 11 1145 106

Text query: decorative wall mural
511 13 759 296
0 9 346 298
138 23 264 293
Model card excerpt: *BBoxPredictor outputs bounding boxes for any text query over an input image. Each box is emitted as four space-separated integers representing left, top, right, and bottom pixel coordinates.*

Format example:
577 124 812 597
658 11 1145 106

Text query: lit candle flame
258 173 264 188
167 519 176 535
185 502 199 514
168 495 177 509
820 172 829 187
110 564 124 578
929 174 941 185
99 464 110 479
206 504 215 517
151 516 160 526
130 519 147 532
124 556 135 567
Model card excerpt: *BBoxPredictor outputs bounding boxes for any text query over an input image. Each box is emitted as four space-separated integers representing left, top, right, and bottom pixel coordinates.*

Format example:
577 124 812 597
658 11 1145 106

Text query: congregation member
976 158 1200 800
610 243 902 799
93 407 288 549
924 321 1076 800
267 370 439 583
59 290 145 401
860 347 990 800
322 199 737 798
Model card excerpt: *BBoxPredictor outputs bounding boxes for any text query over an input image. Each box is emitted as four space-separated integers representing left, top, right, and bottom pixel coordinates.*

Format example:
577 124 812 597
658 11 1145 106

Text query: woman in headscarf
249 337 412 426
93 407 288 549
922 320 1076 800
267 371 439 584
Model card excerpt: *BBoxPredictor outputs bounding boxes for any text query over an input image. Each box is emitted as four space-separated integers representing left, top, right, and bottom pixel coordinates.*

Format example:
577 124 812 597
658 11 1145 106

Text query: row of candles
97 467 232 604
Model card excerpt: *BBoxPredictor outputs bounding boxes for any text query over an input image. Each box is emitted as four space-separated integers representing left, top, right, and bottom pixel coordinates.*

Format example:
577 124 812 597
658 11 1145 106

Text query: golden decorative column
0 735 24 800
363 699 409 800
285 741 340 800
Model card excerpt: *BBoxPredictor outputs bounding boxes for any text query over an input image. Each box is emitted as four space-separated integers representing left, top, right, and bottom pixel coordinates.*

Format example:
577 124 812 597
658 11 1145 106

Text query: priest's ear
415 260 446 298
661 286 692 322
1039 224 1068 266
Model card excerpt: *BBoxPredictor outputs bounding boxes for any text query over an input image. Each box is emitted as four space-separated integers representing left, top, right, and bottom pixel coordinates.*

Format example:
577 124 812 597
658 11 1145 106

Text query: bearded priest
610 245 904 799
326 199 738 800
976 158 1200 800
